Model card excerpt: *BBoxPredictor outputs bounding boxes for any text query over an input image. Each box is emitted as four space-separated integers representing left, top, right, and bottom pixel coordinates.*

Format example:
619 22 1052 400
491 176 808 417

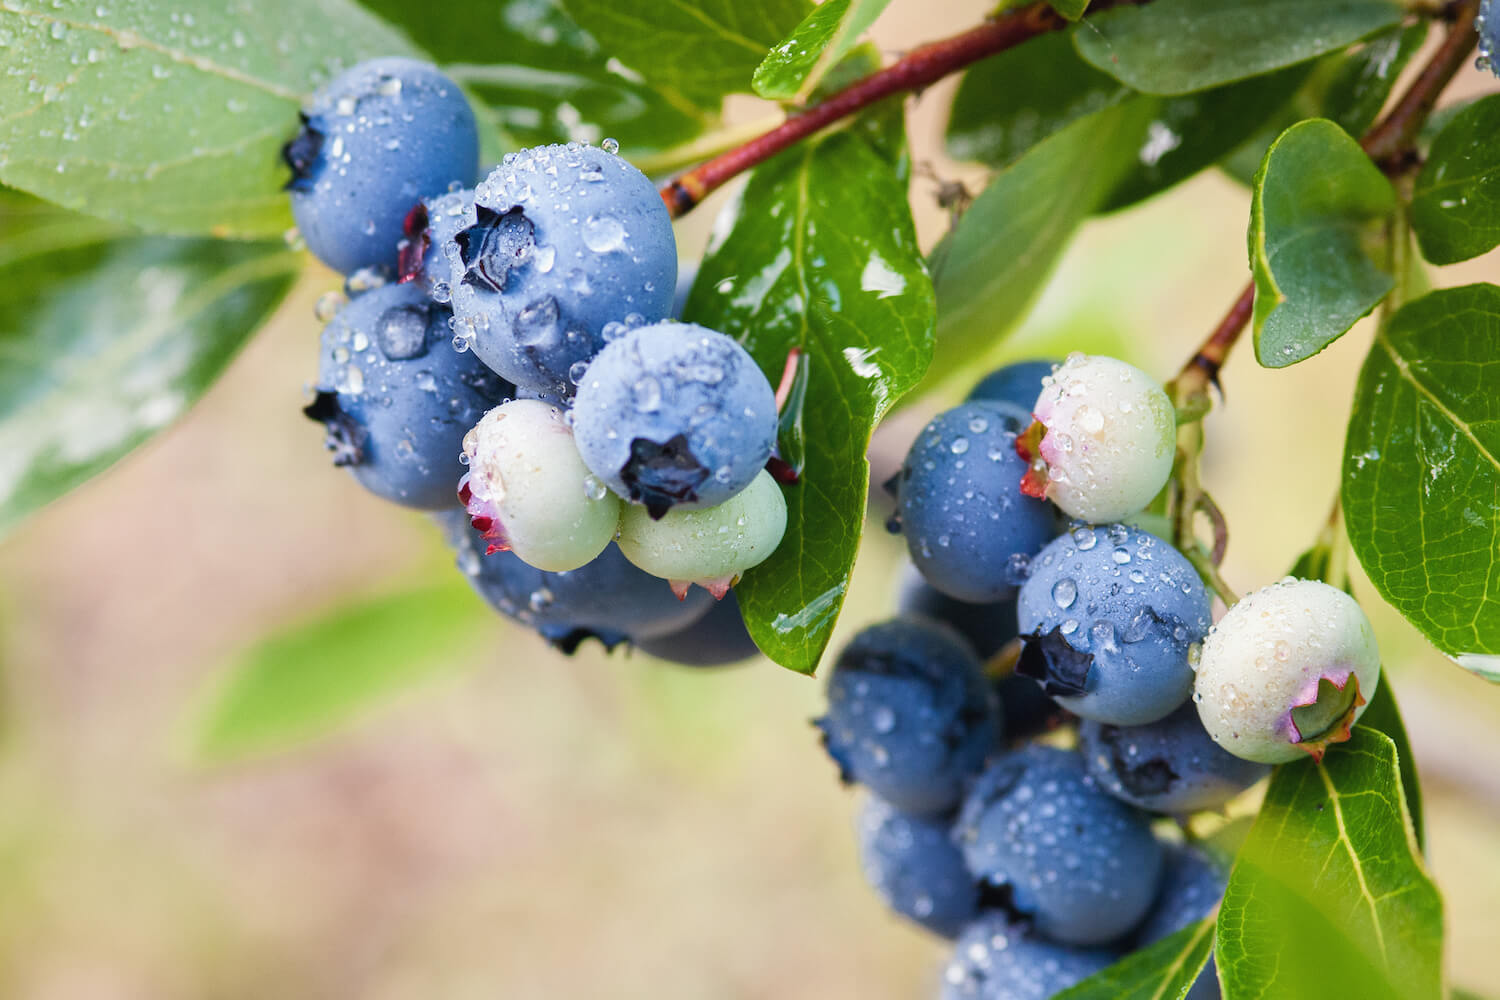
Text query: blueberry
1079 702 1269 814
966 359 1056 413
1480 0 1498 76
459 399 622 572
954 746 1164 946
895 402 1058 603
1193 578 1380 764
896 564 1063 741
442 143 677 396
401 187 474 300
941 913 1119 1000
1134 845 1225 1000
572 322 778 516
816 619 1000 816
857 796 979 939
615 469 787 599
1016 523 1210 726
632 590 761 666
441 511 714 651
305 282 511 510
285 58 479 276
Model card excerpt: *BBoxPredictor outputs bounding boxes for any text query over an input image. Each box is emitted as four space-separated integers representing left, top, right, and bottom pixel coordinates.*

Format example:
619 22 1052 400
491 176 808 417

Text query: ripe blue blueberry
896 565 1062 741
1480 0 1498 76
895 401 1058 603
442 511 714 652
857 796 980 939
305 282 511 510
941 913 1118 1000
573 322 778 516
442 143 677 397
1016 523 1210 726
816 619 1000 816
401 186 475 300
954 746 1164 945
632 590 761 667
1134 845 1225 1000
966 359 1056 413
284 58 479 276
1079 702 1269 814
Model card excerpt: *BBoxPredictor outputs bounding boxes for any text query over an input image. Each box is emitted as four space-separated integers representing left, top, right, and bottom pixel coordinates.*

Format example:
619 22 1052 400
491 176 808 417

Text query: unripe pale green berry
1193 578 1380 764
616 468 787 598
1022 353 1176 524
460 399 621 572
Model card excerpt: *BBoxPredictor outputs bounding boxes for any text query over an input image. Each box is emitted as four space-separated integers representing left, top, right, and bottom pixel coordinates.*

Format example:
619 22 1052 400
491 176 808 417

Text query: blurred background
2 3 1499 998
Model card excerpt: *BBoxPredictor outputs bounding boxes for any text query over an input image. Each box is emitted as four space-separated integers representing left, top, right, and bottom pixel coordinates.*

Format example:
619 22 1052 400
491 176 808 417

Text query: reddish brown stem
658 0 1150 217
1179 282 1254 390
1360 0 1481 169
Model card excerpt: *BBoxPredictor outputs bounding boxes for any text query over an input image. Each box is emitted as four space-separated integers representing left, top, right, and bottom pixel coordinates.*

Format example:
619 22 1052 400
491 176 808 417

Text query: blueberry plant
1 0 1497 997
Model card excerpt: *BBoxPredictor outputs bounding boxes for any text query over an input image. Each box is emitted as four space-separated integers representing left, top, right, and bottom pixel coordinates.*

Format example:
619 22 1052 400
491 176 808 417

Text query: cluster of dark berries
821 359 1384 998
284 58 785 663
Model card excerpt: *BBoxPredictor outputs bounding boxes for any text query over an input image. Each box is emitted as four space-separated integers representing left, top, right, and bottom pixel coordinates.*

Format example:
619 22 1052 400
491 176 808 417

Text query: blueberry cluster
286 59 785 665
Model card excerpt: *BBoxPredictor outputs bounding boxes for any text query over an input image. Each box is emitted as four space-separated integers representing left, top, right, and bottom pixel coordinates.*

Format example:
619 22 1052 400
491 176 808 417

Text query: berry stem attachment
656 0 1153 217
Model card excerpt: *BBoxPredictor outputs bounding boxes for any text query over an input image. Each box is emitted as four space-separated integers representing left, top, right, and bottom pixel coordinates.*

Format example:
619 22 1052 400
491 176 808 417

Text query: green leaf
683 132 935 674
1342 284 1500 669
1250 119 1395 368
193 577 489 762
1358 681 1424 850
1056 917 1214 1000
1216 729 1443 1000
353 0 706 154
561 0 811 110
752 0 891 103
945 30 1128 169
0 190 299 538
1050 0 1090 20
1411 95 1500 266
1075 0 1403 96
931 100 1153 385
0 0 422 237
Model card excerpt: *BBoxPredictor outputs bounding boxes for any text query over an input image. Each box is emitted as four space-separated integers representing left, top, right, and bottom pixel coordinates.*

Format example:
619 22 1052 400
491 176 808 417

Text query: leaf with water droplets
560 0 812 110
1342 284 1500 670
751 0 891 103
1215 728 1442 999
0 0 427 236
1411 94 1500 266
193 573 489 762
1250 118 1395 368
683 130 934 674
0 189 299 538
1054 916 1214 1000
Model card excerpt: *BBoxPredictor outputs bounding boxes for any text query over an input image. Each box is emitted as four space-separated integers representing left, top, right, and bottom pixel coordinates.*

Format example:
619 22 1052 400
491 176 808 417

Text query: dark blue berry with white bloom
895 401 1057 603
1134 844 1225 1000
966 359 1056 413
941 913 1119 1000
442 143 677 397
1479 0 1498 77
817 619 1001 816
442 512 714 652
1079 702 1269 814
305 282 511 509
1016 523 1210 726
633 590 760 666
857 795 979 939
954 746 1164 946
572 322 778 517
285 58 479 276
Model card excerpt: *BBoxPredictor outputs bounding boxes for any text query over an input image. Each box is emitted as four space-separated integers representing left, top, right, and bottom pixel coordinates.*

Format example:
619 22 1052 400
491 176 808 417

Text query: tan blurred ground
2 3 1500 998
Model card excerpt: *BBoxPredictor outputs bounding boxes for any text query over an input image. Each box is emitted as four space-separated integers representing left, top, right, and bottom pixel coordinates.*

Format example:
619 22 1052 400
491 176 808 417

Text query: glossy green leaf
1343 284 1500 670
1075 0 1403 96
194 576 489 762
683 131 934 674
931 100 1153 385
0 190 299 538
752 0 891 103
1217 728 1442 1000
354 0 706 154
1051 0 1090 17
561 0 811 109
1412 95 1500 266
0 0 421 237
945 30 1127 169
1250 119 1395 367
1056 917 1214 1000
1358 681 1424 850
